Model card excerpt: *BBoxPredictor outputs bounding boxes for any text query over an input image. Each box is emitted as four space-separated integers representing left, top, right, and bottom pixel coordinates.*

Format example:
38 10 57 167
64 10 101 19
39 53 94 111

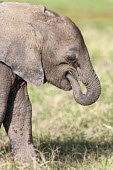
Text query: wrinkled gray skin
0 2 101 161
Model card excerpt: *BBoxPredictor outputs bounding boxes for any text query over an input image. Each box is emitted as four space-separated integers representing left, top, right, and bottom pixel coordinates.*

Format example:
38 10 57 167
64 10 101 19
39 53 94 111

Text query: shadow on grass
0 138 113 163
35 138 113 163
0 143 12 158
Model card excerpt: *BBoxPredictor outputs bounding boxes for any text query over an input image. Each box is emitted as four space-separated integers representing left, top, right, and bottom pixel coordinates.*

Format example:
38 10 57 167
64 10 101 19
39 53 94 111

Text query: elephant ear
0 24 44 87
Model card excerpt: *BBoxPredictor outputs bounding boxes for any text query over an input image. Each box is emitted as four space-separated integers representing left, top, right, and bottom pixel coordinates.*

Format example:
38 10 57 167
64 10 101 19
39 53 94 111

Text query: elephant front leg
3 82 36 162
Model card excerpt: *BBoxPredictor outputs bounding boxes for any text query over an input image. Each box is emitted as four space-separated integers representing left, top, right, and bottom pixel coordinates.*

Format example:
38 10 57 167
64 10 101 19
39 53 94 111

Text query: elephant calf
0 2 101 161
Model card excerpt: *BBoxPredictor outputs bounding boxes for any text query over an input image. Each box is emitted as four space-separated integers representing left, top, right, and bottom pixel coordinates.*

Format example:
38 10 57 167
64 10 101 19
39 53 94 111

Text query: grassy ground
0 0 113 169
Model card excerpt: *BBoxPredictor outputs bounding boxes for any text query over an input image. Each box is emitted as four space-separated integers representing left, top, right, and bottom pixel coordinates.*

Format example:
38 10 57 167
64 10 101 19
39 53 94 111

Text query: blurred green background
0 0 113 169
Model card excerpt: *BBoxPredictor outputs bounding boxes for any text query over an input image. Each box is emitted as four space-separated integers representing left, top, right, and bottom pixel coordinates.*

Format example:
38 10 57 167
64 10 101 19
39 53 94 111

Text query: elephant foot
13 144 37 163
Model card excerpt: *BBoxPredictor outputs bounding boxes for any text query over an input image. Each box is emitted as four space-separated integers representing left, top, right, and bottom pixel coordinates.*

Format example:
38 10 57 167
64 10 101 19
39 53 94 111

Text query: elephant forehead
49 20 83 43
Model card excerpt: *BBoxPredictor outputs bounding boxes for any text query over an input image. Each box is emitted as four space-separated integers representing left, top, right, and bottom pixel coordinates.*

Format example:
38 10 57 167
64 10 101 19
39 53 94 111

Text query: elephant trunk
66 64 101 106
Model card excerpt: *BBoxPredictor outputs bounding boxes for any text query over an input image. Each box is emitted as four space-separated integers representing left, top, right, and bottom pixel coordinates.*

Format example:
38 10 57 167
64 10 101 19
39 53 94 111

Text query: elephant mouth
61 69 79 91
66 70 79 81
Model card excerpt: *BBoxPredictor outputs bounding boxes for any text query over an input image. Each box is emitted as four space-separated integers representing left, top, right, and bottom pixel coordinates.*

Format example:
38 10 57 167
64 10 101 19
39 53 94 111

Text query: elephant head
40 14 101 106
0 2 101 106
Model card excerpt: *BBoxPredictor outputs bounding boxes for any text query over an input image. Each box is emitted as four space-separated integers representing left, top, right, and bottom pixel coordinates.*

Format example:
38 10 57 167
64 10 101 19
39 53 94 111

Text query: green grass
0 0 113 169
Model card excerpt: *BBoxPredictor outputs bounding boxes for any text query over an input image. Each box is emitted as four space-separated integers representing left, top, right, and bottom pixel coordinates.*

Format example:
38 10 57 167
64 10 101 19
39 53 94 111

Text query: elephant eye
66 55 77 63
